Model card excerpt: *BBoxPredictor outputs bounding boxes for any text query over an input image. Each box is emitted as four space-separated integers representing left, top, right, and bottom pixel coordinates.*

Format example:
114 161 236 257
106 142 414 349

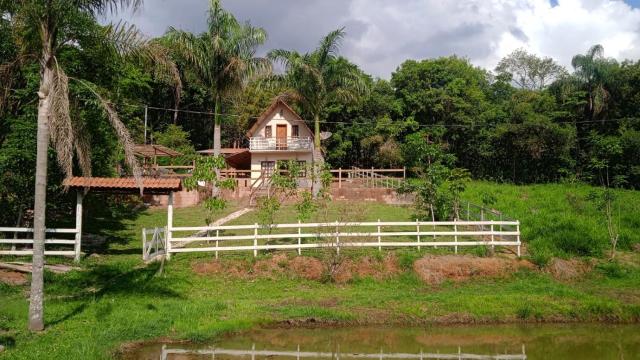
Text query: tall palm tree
1 0 178 331
571 44 615 120
166 0 269 155
268 28 367 194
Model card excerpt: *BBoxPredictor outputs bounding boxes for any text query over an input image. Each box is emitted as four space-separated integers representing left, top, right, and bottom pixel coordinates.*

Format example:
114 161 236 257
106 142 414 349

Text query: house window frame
264 125 272 138
261 161 275 176
292 124 299 138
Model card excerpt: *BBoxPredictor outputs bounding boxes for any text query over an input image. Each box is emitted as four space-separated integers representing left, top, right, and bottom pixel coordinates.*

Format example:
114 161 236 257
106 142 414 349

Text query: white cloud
105 0 640 78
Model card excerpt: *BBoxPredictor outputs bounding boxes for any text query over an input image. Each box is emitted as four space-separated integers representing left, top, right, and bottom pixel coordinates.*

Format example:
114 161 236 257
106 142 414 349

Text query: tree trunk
29 36 55 331
213 98 221 156
311 113 323 198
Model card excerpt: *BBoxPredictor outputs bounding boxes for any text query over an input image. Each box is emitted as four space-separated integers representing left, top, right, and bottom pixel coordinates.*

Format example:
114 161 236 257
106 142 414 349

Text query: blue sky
109 0 640 78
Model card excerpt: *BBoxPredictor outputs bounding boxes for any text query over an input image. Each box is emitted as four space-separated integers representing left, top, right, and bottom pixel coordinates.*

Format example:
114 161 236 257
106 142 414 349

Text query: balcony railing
249 136 313 151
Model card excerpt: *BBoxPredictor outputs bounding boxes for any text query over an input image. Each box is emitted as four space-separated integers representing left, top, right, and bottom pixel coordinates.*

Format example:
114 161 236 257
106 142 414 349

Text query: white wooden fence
0 227 81 261
142 227 166 262
160 345 527 360
155 219 520 259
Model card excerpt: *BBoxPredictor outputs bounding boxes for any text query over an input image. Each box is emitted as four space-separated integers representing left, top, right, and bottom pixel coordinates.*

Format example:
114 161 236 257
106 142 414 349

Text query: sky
106 0 640 78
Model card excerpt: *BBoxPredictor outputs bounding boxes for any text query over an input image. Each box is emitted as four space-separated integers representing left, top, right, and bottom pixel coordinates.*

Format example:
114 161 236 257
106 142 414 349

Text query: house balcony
249 137 313 151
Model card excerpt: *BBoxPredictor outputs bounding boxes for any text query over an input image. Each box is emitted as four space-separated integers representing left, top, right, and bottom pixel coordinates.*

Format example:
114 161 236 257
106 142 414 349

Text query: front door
276 125 287 150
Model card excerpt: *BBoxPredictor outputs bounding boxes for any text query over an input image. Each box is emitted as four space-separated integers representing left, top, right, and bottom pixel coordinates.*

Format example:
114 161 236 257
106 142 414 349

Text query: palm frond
316 27 345 67
73 78 143 190
49 65 75 179
75 0 143 16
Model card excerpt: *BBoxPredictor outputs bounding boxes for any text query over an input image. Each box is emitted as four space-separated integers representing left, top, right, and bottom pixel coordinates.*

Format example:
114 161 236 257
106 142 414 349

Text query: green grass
462 181 640 259
1 182 640 359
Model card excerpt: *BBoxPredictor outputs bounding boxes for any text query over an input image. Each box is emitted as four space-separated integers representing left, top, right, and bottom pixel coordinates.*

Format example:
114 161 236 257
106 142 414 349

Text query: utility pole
144 105 148 144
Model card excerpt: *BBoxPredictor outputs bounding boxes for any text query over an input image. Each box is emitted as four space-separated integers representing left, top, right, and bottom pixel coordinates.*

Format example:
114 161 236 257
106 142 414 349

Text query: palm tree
1 0 178 331
166 0 270 156
268 28 367 195
571 44 616 120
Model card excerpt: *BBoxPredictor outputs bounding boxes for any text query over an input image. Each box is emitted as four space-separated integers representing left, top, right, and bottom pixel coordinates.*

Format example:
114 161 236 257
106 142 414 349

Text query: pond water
125 324 640 360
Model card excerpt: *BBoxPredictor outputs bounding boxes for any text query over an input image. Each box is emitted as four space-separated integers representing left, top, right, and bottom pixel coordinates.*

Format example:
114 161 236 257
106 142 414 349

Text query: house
245 99 315 185
198 99 317 188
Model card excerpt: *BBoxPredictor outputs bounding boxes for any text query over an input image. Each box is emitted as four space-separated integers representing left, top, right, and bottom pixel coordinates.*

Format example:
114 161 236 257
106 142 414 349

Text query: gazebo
62 177 182 261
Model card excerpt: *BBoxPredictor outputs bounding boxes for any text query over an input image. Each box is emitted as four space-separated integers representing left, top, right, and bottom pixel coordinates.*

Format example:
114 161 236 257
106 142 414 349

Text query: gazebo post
166 191 173 260
74 191 84 262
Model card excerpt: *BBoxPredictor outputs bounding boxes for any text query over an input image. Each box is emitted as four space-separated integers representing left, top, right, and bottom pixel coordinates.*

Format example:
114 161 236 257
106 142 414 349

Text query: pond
124 324 640 360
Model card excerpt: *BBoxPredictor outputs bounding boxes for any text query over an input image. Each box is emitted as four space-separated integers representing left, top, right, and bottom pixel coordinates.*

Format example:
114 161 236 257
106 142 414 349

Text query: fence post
454 218 458 254
166 191 173 260
335 220 340 255
297 220 301 255
403 166 406 180
142 228 147 261
377 219 381 251
74 191 84 262
467 202 470 221
490 220 495 252
416 219 421 251
338 168 342 189
253 223 258 257
215 229 219 259
516 220 521 257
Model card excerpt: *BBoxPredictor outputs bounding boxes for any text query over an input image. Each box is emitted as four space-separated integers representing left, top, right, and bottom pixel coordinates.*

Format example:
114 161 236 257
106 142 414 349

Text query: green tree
166 0 269 155
1 0 177 331
571 44 616 121
268 28 367 195
495 48 566 90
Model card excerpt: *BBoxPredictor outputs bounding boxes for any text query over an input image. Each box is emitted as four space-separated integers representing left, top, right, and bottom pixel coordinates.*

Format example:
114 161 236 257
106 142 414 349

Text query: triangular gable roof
245 99 312 138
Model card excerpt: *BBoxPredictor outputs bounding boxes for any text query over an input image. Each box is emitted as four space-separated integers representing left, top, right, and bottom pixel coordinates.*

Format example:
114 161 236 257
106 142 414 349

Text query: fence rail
163 219 521 259
0 227 80 259
160 346 527 360
142 227 166 262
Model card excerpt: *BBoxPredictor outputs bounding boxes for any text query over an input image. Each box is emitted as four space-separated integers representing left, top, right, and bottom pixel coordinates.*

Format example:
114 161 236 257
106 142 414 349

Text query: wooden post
454 218 458 254
403 166 406 179
253 223 258 257
335 220 340 255
490 220 495 252
377 219 381 251
166 191 173 260
416 219 421 251
74 191 83 262
215 229 219 259
297 220 301 255
516 221 521 257
371 167 374 188
467 202 470 221
338 168 342 189
141 228 147 261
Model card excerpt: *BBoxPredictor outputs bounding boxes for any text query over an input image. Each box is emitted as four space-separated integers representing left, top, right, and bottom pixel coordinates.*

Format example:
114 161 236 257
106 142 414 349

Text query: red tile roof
63 177 182 193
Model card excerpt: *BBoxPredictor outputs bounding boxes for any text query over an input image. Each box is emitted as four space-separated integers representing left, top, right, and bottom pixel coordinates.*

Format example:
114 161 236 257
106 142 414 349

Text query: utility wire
118 102 640 129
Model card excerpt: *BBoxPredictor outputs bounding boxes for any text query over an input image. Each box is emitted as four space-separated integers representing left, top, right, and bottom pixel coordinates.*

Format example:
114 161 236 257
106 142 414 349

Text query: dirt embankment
193 252 543 284
193 253 401 283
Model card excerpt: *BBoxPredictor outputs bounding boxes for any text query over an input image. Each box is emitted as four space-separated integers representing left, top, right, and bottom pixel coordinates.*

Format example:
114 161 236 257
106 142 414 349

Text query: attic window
278 109 284 117
265 125 272 138
292 125 299 137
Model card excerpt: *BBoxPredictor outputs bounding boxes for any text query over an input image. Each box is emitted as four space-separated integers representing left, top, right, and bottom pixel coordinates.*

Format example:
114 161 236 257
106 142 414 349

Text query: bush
528 241 554 268
596 261 630 279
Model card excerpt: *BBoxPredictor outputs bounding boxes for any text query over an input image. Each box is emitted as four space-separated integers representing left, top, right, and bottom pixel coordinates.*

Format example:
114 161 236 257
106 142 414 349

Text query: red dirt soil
0 269 28 286
413 255 535 285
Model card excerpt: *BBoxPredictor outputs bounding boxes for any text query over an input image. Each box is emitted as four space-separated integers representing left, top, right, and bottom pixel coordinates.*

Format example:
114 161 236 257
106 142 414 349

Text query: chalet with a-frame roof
246 99 315 184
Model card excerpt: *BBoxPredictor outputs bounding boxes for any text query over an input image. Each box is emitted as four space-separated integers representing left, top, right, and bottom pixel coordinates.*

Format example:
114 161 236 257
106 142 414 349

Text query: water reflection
126 325 640 360
160 344 527 360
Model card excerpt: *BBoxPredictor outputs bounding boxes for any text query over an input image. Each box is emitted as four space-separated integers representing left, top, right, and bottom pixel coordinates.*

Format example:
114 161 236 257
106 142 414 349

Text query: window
264 125 272 138
261 161 275 176
297 160 306 177
292 125 299 137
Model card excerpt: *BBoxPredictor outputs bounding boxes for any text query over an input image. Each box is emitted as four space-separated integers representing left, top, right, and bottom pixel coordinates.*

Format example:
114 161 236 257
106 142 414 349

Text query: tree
495 48 566 90
571 44 616 121
268 28 367 195
1 0 177 331
166 0 269 155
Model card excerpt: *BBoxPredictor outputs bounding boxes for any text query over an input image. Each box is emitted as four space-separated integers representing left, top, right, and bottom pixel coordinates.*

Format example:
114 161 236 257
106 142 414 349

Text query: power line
119 102 640 129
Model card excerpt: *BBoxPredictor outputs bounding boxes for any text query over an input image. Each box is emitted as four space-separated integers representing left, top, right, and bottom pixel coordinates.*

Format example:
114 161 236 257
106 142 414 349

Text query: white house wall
253 104 312 139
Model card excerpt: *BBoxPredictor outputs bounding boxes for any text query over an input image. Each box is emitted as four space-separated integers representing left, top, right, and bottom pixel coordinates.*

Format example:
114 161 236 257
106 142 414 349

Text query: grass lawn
1 182 639 359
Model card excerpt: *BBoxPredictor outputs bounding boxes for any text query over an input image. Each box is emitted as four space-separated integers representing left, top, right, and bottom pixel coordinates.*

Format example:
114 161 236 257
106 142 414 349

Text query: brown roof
63 177 181 194
245 99 313 138
134 144 182 158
